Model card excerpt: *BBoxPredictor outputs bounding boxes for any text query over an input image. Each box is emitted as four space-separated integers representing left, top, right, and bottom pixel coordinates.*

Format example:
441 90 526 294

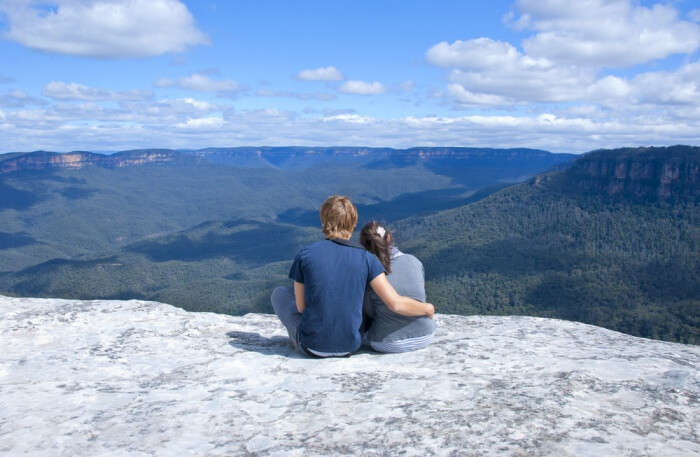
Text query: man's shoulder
298 239 330 253
298 239 371 263
364 249 381 262
296 240 345 262
307 239 329 249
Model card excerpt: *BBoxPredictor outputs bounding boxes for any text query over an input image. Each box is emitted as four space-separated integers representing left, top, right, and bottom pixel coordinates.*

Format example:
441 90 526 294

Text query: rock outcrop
0 149 194 174
543 145 700 203
1 296 698 456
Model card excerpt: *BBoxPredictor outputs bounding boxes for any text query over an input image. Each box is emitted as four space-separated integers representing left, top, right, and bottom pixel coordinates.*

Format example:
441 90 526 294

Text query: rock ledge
1 296 698 456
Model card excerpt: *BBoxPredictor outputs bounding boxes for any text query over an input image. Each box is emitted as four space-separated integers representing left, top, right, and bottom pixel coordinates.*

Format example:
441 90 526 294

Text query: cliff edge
1 296 698 456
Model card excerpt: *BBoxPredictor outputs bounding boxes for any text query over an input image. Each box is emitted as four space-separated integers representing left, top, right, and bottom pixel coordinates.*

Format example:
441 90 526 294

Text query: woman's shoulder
402 252 422 262
394 252 423 269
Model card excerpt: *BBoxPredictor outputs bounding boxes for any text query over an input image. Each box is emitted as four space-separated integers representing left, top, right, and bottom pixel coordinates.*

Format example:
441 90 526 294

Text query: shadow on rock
226 330 304 358
227 330 380 358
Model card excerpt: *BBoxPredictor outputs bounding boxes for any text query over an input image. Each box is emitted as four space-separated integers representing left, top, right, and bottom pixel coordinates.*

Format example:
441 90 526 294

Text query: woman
360 221 436 353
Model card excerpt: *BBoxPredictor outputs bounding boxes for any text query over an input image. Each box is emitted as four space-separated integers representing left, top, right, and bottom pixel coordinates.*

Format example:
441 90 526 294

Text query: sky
0 0 698 153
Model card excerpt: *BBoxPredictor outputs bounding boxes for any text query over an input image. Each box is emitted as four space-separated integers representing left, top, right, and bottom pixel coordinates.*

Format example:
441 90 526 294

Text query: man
271 195 434 357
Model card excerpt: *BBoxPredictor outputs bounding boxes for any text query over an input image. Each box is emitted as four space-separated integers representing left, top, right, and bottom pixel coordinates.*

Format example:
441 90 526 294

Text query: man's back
290 238 385 353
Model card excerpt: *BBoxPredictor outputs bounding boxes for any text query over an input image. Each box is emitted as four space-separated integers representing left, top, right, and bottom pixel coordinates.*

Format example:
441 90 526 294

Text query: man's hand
370 273 434 318
425 303 435 319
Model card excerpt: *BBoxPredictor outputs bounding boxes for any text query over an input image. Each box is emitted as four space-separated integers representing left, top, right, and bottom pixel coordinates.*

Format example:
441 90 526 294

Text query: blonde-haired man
271 195 434 357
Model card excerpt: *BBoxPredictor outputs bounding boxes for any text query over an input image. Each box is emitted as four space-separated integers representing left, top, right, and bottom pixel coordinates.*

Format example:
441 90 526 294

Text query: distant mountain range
0 145 697 343
0 146 575 173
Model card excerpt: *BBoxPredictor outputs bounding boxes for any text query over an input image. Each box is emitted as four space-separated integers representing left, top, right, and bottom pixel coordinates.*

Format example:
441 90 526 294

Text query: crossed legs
271 285 303 352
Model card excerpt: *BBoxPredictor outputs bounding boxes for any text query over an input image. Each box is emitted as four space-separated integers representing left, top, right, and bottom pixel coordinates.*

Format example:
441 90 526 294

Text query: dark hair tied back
360 221 392 274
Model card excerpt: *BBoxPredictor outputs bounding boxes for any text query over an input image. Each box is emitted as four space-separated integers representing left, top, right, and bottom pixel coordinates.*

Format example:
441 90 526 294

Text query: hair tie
376 226 386 238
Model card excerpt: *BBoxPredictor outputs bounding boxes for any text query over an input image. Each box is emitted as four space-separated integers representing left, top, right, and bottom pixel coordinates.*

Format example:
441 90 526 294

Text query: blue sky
0 0 699 153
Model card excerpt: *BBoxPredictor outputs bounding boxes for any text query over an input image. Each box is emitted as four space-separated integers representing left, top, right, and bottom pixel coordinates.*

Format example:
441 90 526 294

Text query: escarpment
0 149 193 174
538 145 700 202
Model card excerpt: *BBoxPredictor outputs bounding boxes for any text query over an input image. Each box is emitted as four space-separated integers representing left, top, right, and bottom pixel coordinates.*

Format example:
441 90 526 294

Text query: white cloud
339 80 385 95
513 0 700 67
0 103 700 152
297 66 344 81
43 81 152 101
427 38 527 69
443 58 700 108
427 2 700 110
2 96 698 154
628 61 700 106
156 74 239 95
322 114 374 124
118 97 218 118
176 98 215 111
176 116 225 129
446 84 512 106
0 89 47 107
428 38 593 103
255 89 336 101
0 0 209 58
586 75 631 102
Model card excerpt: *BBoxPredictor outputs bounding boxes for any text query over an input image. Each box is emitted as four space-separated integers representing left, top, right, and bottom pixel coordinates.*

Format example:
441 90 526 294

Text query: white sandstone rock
0 295 698 456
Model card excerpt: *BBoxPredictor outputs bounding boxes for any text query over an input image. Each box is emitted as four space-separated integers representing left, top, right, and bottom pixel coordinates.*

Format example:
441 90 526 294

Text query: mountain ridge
0 146 576 174
0 149 197 174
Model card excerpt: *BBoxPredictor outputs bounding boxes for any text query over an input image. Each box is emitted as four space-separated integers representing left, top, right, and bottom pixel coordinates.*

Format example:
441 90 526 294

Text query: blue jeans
271 286 304 353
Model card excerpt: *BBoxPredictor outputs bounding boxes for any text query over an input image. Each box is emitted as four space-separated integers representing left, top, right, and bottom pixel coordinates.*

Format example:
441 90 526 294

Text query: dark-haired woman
360 221 436 353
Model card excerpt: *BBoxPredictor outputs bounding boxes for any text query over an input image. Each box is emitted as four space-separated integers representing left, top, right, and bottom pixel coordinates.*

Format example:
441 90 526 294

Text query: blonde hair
320 195 358 238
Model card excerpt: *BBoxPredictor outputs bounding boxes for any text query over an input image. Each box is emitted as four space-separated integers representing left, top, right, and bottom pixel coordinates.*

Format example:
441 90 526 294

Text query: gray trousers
369 333 434 353
271 286 303 353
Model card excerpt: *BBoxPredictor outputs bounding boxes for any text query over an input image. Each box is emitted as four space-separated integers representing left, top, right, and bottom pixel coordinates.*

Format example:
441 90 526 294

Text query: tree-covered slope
0 164 455 270
0 219 318 315
0 147 572 271
395 146 699 343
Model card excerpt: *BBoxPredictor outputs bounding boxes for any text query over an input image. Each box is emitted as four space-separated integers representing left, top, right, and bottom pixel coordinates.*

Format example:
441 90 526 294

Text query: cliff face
0 151 101 173
1 296 698 456
0 149 192 174
554 145 700 202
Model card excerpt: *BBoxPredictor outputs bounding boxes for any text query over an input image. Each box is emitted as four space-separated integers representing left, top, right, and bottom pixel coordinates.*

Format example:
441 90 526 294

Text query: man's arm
369 273 434 318
294 281 306 313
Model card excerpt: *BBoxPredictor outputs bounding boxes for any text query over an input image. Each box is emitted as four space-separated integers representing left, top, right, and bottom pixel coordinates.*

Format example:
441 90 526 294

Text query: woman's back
364 247 436 344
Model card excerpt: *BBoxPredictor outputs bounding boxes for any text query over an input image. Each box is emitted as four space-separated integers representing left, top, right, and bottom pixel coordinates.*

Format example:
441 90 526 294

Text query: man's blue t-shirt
289 238 385 353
